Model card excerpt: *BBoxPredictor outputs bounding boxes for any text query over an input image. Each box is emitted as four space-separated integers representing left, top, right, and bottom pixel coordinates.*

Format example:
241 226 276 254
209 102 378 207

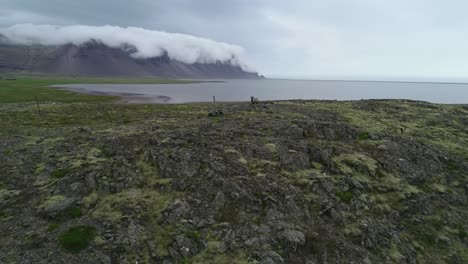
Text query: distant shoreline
51 79 468 104
268 78 468 85
57 86 173 104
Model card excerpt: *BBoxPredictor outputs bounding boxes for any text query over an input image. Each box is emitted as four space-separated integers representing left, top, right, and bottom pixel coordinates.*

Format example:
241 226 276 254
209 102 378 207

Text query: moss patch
58 225 95 253
65 206 82 218
51 168 71 178
47 223 60 232
91 189 177 223
186 230 202 246
39 195 66 209
336 191 353 203
152 224 177 257
458 227 467 240
357 131 370 140
333 153 378 179
191 238 250 264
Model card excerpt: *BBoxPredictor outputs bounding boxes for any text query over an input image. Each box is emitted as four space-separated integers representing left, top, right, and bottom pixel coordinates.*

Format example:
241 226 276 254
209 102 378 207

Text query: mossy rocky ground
0 99 467 263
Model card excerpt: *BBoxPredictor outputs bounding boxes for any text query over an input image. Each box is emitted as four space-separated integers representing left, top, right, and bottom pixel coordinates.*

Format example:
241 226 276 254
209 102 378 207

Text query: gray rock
266 209 284 221
162 200 190 224
196 219 210 228
350 179 364 189
377 144 387 150
217 229 236 241
261 250 284 264
363 257 373 264
330 208 341 222
156 148 200 179
279 151 310 171
173 235 197 257
0 189 20 206
289 125 305 138
214 191 226 210
95 252 112 264
168 247 182 261
69 182 82 192
41 196 76 217
245 237 261 247
278 229 306 245
437 236 451 248
125 221 145 247
146 240 157 258
86 172 97 190
208 110 224 117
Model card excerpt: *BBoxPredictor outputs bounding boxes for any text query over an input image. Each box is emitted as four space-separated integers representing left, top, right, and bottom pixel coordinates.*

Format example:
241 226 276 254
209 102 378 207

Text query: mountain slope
0 41 261 78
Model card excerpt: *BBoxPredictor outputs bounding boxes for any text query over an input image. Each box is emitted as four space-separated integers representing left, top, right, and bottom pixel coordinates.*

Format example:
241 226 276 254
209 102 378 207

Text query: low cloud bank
0 24 251 69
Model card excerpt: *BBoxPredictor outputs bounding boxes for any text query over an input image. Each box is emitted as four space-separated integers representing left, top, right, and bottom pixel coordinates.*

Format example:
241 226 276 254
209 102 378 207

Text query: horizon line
263 77 468 85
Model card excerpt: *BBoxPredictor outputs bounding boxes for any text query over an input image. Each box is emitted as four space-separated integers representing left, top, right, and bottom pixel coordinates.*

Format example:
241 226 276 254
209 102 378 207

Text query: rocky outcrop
0 100 467 263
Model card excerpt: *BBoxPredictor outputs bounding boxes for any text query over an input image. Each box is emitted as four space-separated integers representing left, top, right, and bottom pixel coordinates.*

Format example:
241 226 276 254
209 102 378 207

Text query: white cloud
0 24 252 70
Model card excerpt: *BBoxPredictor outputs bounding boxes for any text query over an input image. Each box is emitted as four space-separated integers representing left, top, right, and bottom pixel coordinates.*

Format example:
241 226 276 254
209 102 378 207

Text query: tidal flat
0 78 467 263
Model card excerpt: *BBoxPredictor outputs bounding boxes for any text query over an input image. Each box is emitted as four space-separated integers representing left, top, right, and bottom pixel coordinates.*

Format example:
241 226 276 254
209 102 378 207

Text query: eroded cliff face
0 41 261 79
0 100 467 263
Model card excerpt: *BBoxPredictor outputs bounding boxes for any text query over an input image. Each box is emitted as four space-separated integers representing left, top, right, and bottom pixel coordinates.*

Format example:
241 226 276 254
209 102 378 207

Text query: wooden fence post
35 96 41 114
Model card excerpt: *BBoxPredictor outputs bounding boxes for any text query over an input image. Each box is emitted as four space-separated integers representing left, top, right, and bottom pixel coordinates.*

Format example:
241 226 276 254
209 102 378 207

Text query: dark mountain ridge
0 38 262 79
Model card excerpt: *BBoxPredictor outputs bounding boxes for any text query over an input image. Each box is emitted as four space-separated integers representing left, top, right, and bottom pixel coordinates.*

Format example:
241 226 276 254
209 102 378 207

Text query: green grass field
0 76 196 103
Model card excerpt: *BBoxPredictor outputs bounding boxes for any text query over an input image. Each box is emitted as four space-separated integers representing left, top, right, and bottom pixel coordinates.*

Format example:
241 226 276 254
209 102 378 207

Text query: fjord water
55 79 468 104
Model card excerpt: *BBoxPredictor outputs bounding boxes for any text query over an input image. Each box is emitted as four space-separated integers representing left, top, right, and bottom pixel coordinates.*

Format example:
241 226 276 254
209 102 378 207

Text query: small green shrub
405 224 437 247
51 206 82 222
66 206 82 218
47 223 60 232
51 168 71 178
58 225 95 253
336 191 353 203
180 257 191 264
446 161 459 172
459 227 467 240
186 230 202 246
375 168 386 178
357 132 370 140
418 232 437 247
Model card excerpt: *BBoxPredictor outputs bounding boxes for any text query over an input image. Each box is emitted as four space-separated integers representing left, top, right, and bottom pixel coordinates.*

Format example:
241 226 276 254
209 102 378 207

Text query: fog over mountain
0 24 251 70
0 24 261 78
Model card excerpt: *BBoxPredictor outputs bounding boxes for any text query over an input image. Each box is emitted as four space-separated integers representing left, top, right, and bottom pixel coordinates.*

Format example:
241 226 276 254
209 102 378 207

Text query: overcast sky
1 0 467 80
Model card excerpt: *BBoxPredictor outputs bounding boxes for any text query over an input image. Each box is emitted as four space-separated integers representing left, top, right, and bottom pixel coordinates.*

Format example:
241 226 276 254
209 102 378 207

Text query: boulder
172 235 198 258
214 191 226 210
39 195 76 217
278 229 306 246
261 251 284 264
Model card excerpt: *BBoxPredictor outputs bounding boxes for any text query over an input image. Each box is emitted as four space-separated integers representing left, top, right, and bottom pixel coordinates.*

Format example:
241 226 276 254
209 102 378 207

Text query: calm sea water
54 79 468 104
